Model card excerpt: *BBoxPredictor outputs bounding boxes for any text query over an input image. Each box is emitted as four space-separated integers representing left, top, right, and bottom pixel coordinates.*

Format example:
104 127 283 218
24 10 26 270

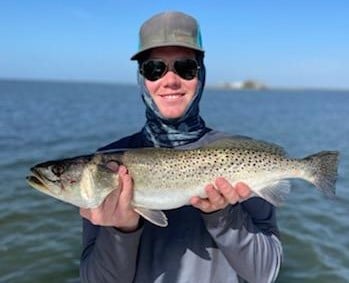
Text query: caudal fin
304 151 339 198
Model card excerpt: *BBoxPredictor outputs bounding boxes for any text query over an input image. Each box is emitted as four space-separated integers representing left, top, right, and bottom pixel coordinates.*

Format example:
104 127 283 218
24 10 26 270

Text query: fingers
118 166 134 207
191 184 228 213
235 182 252 200
190 196 208 211
118 165 128 175
191 178 253 213
206 184 226 207
216 178 252 203
215 177 239 204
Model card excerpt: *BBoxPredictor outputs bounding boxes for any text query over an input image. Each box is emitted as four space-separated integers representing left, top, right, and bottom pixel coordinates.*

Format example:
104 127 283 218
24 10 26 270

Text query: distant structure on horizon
217 80 267 90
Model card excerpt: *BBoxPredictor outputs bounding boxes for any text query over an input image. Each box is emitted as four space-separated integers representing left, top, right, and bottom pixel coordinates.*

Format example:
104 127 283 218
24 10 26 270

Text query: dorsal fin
202 136 287 156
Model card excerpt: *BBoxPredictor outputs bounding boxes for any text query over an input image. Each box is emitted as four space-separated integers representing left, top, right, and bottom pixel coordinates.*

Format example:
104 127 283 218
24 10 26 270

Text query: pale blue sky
1 1 348 88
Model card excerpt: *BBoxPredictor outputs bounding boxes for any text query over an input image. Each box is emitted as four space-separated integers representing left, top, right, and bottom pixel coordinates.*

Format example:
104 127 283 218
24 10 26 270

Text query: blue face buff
139 55 208 147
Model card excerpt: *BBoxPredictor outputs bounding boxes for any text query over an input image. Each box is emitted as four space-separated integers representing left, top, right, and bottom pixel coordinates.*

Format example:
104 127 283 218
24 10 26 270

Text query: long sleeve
80 218 143 283
202 197 282 283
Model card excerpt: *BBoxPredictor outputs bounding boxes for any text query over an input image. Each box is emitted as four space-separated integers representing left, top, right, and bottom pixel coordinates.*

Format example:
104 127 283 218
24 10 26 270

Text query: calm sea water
0 80 348 283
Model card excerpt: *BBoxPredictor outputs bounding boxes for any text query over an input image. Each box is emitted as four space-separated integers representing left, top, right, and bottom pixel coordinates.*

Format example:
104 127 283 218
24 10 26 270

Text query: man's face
143 46 199 119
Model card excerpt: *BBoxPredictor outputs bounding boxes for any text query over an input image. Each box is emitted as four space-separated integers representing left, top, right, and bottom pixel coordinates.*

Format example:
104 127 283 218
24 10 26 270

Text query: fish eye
51 164 65 177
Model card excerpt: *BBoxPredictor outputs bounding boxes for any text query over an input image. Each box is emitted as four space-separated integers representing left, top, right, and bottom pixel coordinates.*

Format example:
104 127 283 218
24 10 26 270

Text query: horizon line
1 77 348 92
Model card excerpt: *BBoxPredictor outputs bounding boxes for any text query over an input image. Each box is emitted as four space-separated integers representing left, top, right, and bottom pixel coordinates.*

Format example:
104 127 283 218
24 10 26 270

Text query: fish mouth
26 168 49 191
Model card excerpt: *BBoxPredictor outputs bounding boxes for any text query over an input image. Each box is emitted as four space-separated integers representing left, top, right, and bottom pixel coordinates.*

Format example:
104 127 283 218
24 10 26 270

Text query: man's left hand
190 178 252 213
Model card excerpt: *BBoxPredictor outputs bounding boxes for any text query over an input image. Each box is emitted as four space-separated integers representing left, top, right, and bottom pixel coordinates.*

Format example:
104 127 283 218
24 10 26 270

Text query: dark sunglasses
140 58 200 81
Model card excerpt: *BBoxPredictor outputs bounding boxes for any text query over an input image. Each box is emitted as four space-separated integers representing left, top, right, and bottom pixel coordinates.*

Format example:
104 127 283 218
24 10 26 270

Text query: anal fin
134 207 168 227
256 180 291 207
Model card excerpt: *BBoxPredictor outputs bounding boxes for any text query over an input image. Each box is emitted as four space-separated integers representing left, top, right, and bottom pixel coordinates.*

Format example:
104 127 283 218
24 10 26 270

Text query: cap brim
130 43 205 60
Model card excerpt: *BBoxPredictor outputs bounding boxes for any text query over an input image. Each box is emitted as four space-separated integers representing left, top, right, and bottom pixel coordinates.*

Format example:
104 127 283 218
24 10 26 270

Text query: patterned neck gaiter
139 57 208 148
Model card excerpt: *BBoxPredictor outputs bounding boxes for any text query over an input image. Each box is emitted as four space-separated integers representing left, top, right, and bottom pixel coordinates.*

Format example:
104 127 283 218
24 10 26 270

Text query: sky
1 1 349 89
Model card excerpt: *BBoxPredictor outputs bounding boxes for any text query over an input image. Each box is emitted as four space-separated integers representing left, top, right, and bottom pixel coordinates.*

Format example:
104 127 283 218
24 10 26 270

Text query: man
80 11 282 283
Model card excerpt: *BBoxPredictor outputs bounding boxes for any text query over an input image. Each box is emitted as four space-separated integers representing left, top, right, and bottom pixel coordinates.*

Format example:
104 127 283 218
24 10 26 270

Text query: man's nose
162 70 181 87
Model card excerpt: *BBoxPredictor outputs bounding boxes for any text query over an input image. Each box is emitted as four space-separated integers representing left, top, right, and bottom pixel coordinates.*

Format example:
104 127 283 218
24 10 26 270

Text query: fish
26 137 339 227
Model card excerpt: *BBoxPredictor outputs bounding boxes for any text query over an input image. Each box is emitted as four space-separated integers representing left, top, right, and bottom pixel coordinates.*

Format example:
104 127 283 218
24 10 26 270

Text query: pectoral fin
134 207 168 227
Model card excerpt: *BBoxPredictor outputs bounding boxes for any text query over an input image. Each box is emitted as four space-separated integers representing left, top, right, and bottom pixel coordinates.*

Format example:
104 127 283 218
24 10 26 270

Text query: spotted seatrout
26 137 339 226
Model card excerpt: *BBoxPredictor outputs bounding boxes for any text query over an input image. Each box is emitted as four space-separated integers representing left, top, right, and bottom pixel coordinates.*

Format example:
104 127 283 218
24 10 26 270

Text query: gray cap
131 11 204 60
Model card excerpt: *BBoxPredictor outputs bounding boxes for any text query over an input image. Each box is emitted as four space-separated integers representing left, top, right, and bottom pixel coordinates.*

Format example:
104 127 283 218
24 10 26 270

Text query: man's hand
190 177 251 213
80 165 140 232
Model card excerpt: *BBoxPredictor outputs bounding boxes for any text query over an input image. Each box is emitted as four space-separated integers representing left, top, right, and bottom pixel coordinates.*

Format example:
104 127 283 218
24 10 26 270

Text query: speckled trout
26 137 339 226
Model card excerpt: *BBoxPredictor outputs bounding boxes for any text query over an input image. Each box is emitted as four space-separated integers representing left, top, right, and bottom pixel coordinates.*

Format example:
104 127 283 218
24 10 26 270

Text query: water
1 80 348 283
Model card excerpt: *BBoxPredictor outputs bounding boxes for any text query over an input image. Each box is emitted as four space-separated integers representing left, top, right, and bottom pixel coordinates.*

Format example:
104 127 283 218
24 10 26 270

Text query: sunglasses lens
141 59 199 81
141 60 167 81
174 59 199 80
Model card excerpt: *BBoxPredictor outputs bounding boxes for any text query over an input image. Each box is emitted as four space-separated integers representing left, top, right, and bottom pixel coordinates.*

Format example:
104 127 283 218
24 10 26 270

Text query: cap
131 11 204 60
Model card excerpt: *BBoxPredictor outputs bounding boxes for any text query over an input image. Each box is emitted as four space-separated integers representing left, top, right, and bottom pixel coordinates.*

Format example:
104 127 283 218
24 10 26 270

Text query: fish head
26 154 120 207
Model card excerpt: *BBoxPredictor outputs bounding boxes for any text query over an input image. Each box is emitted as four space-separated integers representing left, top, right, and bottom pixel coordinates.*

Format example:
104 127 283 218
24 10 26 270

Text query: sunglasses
140 58 200 81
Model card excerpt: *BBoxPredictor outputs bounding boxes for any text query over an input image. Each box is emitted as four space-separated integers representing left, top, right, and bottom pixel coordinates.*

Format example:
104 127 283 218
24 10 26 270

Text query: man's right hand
80 165 140 232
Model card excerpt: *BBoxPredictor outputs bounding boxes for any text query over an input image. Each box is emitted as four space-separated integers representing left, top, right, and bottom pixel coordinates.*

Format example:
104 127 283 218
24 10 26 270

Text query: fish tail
303 151 339 198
